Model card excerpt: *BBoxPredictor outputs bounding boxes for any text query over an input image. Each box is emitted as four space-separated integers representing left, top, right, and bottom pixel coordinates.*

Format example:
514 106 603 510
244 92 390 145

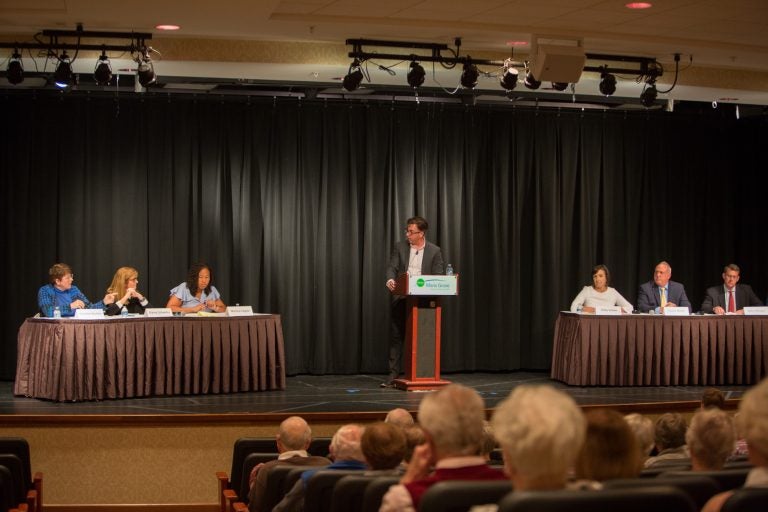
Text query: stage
0 371 750 418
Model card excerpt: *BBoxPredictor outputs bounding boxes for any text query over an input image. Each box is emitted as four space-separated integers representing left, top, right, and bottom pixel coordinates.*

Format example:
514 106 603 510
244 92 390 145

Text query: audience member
703 377 768 512
624 413 655 461
687 408 736 471
362 422 407 472
247 416 330 512
380 384 505 512
166 262 226 313
700 264 762 314
574 409 642 483
274 423 366 512
402 424 426 464
104 266 151 315
385 408 415 428
636 261 692 314
570 264 633 313
643 412 689 468
38 262 114 317
479 420 497 462
701 387 726 410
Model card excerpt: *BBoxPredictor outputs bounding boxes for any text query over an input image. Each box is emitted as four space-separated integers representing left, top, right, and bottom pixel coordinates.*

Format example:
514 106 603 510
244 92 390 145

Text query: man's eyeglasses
404 229 422 235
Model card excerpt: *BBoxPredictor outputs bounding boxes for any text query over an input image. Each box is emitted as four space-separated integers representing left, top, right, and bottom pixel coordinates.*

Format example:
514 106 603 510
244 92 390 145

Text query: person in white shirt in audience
703 377 768 512
570 264 633 313
643 413 689 469
687 408 736 471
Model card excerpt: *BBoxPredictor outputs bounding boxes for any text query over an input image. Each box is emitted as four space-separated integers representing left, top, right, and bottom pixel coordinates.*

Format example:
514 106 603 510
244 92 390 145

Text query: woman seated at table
570 264 633 314
166 262 226 314
38 262 114 317
105 266 151 316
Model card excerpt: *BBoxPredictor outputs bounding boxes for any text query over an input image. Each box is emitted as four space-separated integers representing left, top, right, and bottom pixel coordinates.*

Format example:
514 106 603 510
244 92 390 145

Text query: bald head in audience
276 415 313 452
385 407 415 428
687 408 736 471
492 384 586 491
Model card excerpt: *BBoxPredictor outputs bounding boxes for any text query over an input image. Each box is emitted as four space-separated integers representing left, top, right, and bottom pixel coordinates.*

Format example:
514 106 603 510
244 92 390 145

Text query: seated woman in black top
105 266 151 315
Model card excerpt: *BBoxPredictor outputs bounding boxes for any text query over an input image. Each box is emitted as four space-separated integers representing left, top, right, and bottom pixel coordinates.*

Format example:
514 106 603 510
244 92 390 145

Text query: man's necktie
660 288 667 308
728 289 735 313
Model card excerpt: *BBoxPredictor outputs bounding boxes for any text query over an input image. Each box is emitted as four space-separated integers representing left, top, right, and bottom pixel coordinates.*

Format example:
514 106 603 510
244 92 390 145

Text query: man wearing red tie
700 264 763 315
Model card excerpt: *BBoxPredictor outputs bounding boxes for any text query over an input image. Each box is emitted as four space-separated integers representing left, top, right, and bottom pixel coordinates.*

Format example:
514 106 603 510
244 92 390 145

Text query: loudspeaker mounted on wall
530 44 586 83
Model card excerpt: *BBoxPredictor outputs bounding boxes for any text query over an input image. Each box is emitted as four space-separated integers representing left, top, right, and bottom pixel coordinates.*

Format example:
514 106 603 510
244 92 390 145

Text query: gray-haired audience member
385 407 415 428
479 420 497 462
624 413 655 461
643 412 689 469
247 416 330 512
274 423 366 512
687 408 736 471
380 384 505 512
703 377 768 512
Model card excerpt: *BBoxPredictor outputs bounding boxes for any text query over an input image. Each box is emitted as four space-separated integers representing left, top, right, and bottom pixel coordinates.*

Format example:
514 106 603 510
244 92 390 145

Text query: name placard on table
663 307 690 316
74 309 105 319
595 306 623 315
226 305 254 316
744 306 768 316
144 308 174 317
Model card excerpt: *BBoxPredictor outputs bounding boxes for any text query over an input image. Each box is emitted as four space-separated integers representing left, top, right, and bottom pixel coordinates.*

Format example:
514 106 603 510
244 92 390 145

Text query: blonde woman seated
105 266 151 316
570 264 633 313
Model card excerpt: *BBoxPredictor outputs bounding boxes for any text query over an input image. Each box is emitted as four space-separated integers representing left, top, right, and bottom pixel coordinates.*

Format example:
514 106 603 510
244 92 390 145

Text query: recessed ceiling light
156 24 180 31
506 41 528 47
625 2 652 9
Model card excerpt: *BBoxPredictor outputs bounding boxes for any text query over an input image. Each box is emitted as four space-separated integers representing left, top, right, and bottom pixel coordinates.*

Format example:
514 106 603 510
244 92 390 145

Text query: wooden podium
391 273 459 391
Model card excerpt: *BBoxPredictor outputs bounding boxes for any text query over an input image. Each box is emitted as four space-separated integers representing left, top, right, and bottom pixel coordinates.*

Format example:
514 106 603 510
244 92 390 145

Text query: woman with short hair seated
570 264 633 313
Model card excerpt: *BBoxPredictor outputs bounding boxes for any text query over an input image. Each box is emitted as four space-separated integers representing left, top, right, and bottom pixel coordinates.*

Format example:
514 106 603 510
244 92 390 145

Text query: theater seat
721 487 768 512
498 486 696 512
329 474 378 512
216 438 276 512
0 438 42 512
604 474 721 510
419 480 513 512
660 468 750 491
361 476 399 512
260 465 314 512
236 452 279 504
0 455 36 512
304 469 367 512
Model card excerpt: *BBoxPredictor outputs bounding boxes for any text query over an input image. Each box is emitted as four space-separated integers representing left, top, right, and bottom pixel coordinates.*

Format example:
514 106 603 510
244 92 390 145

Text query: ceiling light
599 69 617 96
54 51 74 88
625 2 653 9
342 59 364 91
93 50 113 85
523 71 540 90
136 48 156 87
640 82 657 107
460 60 479 89
155 24 180 31
7 49 23 85
407 60 425 88
499 59 518 91
551 82 568 91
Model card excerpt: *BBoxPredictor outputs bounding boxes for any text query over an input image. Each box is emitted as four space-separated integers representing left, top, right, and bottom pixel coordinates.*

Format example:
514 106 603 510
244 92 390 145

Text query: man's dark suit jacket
636 280 692 313
386 240 445 289
700 283 763 314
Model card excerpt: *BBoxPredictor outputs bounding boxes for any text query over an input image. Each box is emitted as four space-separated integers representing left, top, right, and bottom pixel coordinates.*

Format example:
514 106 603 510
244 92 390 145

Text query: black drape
2 93 767 380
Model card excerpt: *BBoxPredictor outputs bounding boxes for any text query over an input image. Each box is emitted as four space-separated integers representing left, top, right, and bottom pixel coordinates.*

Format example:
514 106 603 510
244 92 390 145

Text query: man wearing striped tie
636 261 692 314
700 264 763 315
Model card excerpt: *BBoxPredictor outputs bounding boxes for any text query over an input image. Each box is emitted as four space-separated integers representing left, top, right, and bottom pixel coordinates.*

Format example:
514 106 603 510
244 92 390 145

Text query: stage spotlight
136 48 156 87
342 59 364 91
54 51 74 88
599 70 617 96
499 60 518 91
460 61 479 89
407 60 425 88
523 71 540 90
551 82 568 91
93 50 113 85
7 50 23 85
640 82 657 107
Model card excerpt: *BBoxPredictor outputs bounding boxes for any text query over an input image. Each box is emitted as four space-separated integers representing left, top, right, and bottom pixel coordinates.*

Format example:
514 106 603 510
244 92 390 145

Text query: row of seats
0 438 42 512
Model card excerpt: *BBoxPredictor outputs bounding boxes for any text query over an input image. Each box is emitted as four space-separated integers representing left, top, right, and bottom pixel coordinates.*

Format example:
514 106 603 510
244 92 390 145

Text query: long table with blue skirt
551 312 768 386
14 314 286 401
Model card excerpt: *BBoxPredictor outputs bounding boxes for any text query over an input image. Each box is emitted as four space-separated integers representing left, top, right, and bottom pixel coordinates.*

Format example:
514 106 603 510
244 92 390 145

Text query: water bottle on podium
445 263 454 276
53 306 61 319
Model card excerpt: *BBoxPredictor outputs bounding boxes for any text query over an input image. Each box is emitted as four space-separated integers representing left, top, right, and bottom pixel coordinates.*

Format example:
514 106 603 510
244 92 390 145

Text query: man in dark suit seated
248 416 330 512
636 260 692 314
700 263 763 315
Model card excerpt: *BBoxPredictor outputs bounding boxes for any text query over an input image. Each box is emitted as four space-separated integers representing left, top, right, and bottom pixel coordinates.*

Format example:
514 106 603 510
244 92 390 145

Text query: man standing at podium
383 216 444 388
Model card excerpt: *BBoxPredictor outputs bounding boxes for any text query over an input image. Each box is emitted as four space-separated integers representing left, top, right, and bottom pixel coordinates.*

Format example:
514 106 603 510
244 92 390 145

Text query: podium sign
392 273 458 391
